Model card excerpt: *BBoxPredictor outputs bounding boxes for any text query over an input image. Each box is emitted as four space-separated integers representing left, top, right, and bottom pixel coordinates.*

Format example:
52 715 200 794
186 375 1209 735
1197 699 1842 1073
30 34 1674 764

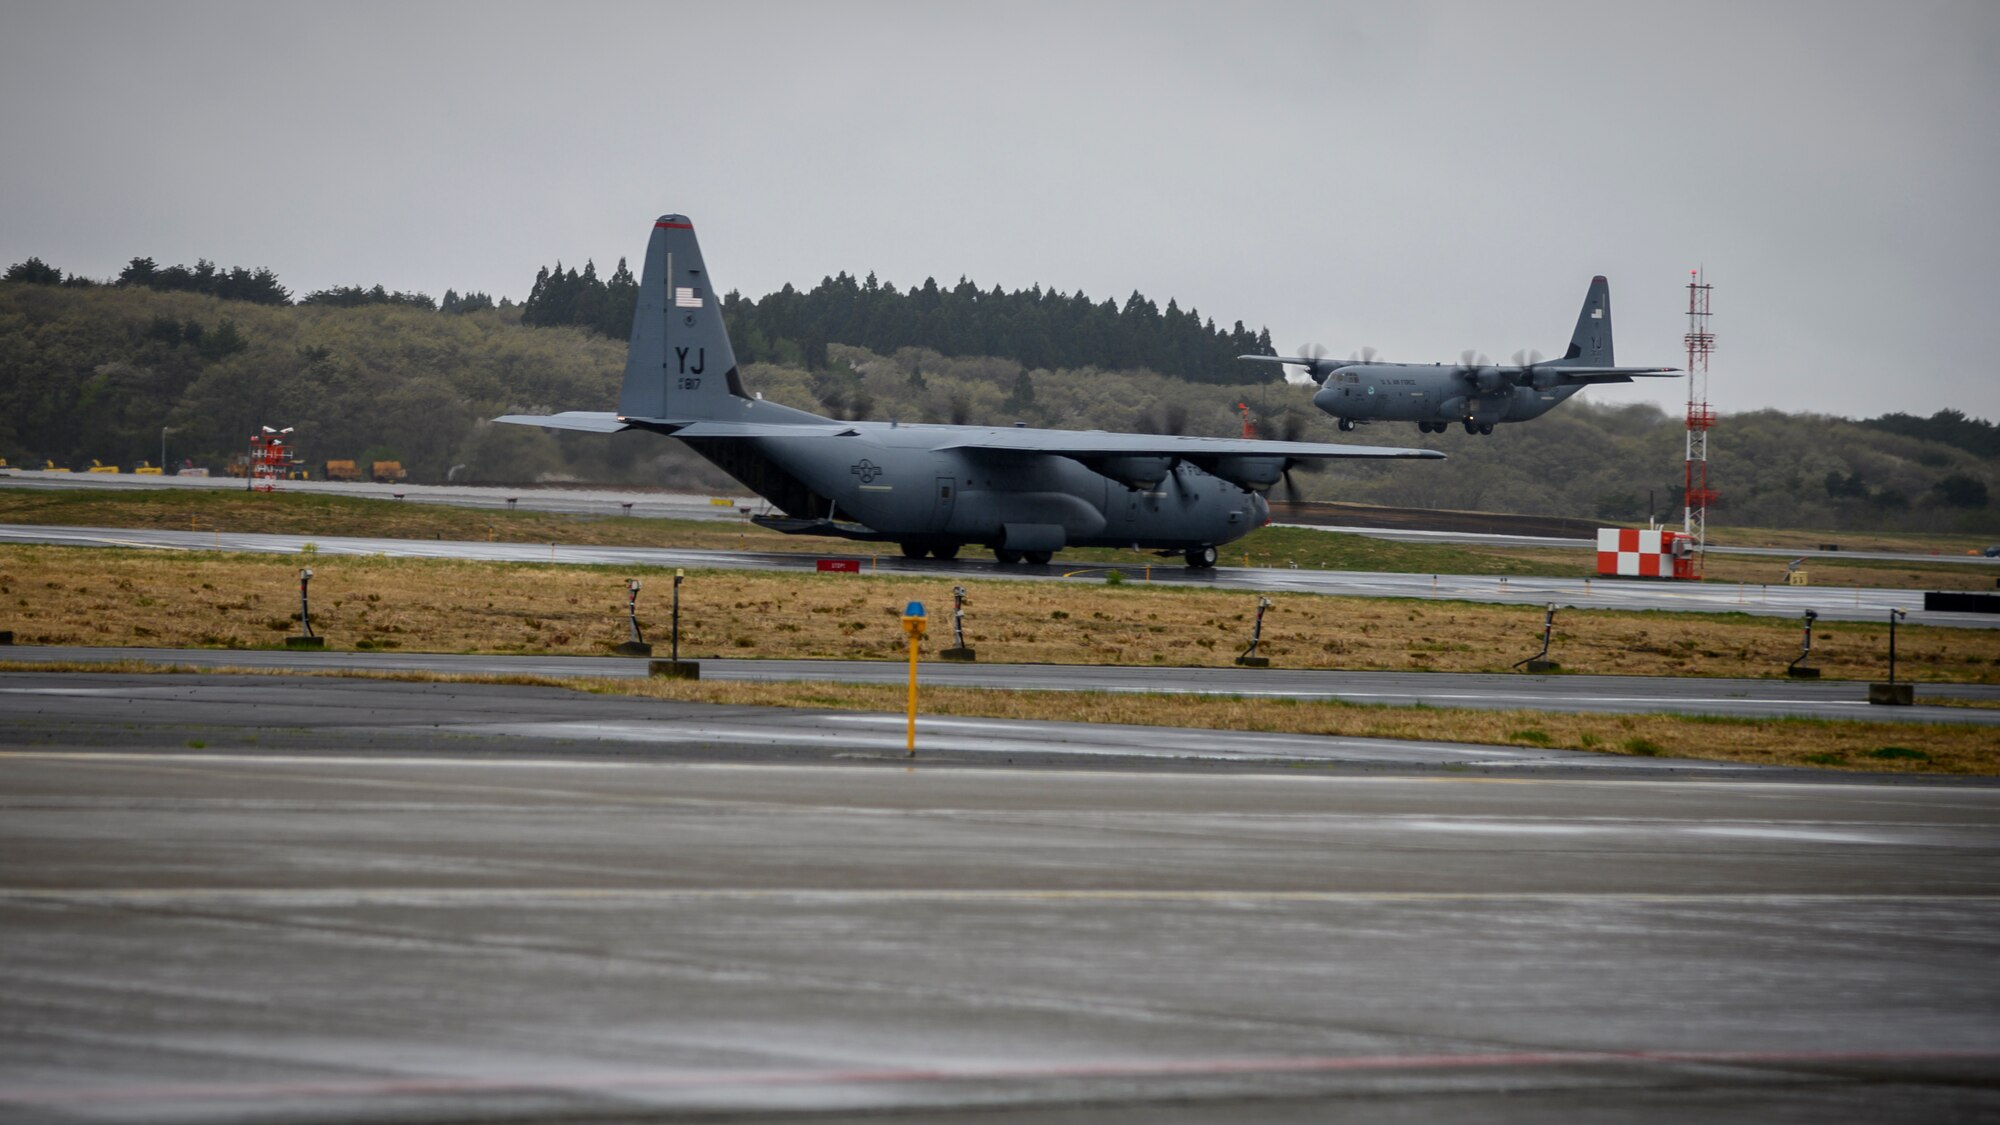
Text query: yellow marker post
900 601 927 756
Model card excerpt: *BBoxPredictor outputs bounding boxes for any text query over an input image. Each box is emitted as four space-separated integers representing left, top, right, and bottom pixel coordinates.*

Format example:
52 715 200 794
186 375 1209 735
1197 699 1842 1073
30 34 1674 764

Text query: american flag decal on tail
674 286 704 308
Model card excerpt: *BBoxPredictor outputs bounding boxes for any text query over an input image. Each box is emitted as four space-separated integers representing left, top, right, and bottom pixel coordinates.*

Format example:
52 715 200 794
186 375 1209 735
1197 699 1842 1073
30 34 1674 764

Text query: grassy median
4 545 1995 681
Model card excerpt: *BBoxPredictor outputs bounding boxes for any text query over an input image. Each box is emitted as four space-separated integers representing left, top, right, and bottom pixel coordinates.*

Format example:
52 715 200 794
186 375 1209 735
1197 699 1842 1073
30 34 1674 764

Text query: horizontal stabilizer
492 412 629 433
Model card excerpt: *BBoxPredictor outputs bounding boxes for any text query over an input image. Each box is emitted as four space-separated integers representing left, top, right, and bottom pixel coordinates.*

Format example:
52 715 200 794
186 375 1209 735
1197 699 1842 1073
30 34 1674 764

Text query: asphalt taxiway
6 644 1998 726
2 522 1991 628
2 671 1997 1122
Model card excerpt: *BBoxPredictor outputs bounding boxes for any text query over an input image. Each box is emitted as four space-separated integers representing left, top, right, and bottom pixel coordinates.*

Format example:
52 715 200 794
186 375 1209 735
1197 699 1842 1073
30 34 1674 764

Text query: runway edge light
647 568 699 679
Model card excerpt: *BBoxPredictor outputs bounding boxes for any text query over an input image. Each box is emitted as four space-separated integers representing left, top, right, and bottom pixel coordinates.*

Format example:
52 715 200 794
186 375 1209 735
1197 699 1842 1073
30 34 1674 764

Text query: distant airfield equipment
496 214 1443 569
1239 278 1678 435
1596 527 1695 580
245 426 298 492
1683 269 1717 579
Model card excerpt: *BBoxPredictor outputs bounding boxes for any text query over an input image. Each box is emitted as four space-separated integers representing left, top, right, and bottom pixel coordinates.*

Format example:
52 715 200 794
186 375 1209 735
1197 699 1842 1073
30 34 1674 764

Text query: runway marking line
5 888 1997 905
3 1047 1996 1106
0 750 1988 794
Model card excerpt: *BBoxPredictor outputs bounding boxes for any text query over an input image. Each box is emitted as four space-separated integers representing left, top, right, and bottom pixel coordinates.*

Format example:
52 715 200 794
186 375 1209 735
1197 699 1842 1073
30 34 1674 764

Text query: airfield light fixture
671 570 685 664
1888 607 1908 684
1788 610 1820 678
298 568 315 640
624 579 644 648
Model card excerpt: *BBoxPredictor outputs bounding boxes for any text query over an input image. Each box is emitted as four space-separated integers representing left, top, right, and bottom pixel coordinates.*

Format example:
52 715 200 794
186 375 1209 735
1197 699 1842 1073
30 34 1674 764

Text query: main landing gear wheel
1024 550 1052 565
1479 424 1493 435
995 548 1023 564
899 542 928 559
1185 545 1218 569
932 542 960 561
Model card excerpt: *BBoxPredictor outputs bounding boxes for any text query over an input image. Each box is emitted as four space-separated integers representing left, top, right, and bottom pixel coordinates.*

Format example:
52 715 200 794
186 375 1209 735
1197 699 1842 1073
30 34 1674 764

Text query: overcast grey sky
4 0 1995 422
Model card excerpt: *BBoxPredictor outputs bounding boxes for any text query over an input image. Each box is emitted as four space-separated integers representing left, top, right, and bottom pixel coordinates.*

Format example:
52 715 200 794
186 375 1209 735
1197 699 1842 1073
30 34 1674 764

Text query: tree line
19 247 1284 383
520 258 1279 383
4 254 496 314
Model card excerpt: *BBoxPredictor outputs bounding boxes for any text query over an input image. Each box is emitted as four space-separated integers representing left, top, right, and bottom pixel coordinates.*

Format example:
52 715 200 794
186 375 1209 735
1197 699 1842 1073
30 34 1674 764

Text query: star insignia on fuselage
851 459 882 485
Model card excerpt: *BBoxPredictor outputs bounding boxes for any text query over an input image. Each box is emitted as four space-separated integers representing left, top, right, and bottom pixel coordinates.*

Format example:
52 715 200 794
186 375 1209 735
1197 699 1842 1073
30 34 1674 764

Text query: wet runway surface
7 644 1999 727
3 671 2000 1121
3 668 2000 1112
1 522 1990 628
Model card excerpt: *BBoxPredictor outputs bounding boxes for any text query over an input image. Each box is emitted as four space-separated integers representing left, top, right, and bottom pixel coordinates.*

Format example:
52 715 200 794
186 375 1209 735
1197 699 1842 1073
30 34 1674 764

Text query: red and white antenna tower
1682 269 1716 577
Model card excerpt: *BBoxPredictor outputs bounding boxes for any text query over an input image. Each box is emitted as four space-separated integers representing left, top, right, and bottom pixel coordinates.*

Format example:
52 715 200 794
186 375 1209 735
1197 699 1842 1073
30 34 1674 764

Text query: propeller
1136 403 1189 436
948 394 971 425
1510 348 1547 387
1458 349 1507 395
1275 412 1322 505
1285 343 1336 384
1348 345 1380 364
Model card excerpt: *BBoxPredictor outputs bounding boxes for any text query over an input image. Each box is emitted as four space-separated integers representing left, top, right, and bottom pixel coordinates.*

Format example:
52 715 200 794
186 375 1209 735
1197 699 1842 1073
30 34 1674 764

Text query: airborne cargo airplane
498 215 1442 568
1240 278 1680 435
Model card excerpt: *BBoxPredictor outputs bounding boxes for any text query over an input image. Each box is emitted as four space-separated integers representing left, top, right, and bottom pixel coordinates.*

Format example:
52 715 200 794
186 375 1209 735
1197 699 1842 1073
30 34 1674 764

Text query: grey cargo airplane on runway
497 214 1442 568
1239 277 1678 435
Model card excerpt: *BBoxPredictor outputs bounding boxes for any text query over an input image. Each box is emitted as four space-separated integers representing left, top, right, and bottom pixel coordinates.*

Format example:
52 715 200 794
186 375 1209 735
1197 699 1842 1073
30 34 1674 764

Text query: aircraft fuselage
1314 366 1581 428
702 422 1269 556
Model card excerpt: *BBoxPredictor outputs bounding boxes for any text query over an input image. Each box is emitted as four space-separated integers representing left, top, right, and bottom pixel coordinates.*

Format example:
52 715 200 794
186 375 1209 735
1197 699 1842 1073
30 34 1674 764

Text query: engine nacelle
1474 367 1510 394
1085 455 1175 491
1202 455 1287 492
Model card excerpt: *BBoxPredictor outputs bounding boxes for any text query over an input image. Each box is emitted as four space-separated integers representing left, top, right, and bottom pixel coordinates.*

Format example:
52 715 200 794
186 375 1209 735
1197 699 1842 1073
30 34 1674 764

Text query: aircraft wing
494 415 861 439
928 429 1444 461
668 421 864 439
1538 366 1679 385
493 412 631 433
1236 355 1337 369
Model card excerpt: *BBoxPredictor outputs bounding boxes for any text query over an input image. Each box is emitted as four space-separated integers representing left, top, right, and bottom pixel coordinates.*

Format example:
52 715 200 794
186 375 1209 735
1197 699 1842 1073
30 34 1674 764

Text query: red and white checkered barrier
1596 528 1692 579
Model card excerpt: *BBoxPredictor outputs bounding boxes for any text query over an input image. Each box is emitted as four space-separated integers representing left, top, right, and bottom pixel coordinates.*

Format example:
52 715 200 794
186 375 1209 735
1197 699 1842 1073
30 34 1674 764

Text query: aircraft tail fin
1557 276 1614 366
616 215 748 423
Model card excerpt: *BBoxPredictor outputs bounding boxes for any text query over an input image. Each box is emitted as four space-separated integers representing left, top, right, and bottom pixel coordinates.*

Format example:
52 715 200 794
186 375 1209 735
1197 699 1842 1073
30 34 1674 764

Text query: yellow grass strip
4 546 1995 683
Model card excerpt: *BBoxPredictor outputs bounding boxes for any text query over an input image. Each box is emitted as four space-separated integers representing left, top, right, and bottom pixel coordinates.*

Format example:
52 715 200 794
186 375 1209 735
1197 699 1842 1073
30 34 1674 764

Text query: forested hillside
1 276 1993 536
